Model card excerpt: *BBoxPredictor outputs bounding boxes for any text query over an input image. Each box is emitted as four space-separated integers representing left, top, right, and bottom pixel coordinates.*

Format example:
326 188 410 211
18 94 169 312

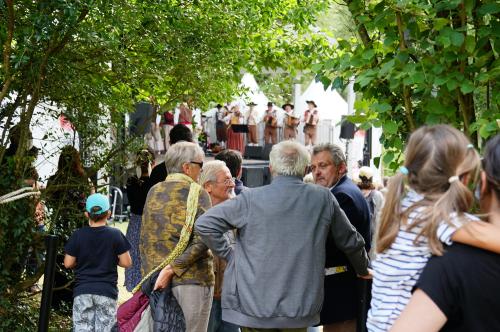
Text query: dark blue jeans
207 299 240 332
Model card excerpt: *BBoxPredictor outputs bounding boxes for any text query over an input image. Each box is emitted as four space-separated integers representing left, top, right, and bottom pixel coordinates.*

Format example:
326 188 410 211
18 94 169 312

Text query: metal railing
109 186 128 223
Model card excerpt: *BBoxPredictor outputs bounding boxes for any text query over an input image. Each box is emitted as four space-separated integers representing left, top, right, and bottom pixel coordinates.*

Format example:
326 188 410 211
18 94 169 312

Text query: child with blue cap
64 193 131 331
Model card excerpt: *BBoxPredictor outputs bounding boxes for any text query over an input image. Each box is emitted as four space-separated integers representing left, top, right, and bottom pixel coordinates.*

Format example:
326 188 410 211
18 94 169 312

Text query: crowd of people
54 123 500 332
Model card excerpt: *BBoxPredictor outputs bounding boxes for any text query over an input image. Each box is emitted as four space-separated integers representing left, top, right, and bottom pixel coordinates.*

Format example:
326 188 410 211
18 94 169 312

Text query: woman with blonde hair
367 125 500 332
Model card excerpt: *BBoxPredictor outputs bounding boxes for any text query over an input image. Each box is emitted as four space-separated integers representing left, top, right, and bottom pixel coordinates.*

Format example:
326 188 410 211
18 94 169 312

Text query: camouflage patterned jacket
140 177 214 287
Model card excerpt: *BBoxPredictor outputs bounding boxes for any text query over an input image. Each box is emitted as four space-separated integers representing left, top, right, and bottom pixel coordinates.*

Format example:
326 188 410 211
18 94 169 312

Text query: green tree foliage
0 0 331 328
314 0 499 167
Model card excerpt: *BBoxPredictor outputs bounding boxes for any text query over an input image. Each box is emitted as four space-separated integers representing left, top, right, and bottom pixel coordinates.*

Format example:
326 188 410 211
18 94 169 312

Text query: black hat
282 103 294 110
306 100 317 108
267 102 273 107
248 101 257 106
216 104 223 109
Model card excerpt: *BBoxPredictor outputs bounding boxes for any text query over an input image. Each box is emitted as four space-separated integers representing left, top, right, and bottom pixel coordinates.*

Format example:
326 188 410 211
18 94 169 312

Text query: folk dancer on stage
246 102 259 146
225 105 245 155
283 103 299 140
303 100 319 148
263 102 278 145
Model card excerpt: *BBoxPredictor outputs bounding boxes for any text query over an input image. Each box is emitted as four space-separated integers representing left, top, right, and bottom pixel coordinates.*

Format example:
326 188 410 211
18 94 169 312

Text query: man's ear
339 162 347 175
84 211 89 218
182 162 190 175
107 210 112 218
204 183 212 194
237 167 243 179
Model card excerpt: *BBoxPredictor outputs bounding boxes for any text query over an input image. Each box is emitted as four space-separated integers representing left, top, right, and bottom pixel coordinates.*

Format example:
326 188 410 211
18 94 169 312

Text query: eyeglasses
190 161 203 168
214 178 235 186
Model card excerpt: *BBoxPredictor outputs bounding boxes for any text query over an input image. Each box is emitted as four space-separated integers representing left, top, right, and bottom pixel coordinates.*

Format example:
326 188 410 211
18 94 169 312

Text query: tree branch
395 10 416 131
47 7 90 56
0 0 15 104
14 5 91 164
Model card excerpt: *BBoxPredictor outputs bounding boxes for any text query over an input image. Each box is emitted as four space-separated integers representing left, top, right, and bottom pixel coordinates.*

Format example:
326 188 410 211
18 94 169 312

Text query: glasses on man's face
215 178 235 186
190 161 203 168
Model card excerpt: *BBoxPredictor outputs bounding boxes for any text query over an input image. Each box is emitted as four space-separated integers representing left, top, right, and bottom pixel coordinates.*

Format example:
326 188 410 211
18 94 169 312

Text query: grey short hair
164 141 204 174
312 143 346 166
269 140 310 177
200 160 228 187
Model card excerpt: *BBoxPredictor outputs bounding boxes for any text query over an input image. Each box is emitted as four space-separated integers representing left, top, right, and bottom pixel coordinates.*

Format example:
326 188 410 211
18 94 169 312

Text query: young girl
389 136 500 331
367 125 500 332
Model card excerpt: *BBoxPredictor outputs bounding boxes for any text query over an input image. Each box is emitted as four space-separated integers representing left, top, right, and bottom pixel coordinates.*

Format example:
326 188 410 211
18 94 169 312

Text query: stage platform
205 151 270 188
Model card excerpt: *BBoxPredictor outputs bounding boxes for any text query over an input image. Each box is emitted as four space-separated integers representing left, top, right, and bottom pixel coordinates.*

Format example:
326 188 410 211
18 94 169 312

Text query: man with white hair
196 141 370 331
200 161 239 332
140 141 214 332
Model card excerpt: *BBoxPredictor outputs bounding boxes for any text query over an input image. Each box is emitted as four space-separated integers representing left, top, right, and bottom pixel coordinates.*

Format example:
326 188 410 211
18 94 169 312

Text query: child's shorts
73 294 117 332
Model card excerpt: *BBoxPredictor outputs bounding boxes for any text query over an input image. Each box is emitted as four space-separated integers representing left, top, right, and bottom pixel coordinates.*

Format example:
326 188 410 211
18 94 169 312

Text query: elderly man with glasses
140 141 214 332
196 140 370 332
199 160 240 332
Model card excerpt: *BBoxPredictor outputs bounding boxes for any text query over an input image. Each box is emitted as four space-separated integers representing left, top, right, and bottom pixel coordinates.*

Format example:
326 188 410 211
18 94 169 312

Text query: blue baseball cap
85 193 110 214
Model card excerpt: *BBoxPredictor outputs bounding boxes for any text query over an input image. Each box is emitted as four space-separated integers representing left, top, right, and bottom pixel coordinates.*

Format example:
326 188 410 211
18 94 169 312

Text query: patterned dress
125 213 142 291
125 175 151 291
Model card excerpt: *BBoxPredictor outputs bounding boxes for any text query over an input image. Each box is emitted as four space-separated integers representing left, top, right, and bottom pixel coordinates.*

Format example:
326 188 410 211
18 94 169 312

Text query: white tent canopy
294 79 349 147
296 79 348 123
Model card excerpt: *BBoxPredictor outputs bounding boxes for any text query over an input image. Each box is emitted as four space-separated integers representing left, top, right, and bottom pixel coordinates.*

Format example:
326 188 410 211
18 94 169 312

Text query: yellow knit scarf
132 173 202 293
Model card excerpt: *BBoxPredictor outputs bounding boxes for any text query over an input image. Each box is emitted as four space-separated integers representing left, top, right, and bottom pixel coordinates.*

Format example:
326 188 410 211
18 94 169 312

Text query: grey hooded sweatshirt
195 176 369 329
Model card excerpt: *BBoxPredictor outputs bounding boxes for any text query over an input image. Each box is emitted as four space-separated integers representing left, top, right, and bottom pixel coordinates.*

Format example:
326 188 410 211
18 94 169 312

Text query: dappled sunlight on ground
112 221 133 305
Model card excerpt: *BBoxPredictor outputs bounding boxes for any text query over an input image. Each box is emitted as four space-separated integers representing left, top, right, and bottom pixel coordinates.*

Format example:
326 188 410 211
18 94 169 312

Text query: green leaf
383 151 395 165
383 121 398 134
450 31 465 47
396 51 409 63
460 80 475 94
433 18 449 31
373 156 381 168
426 113 442 124
465 35 475 53
332 77 343 90
446 79 459 91
311 63 323 72
362 49 375 60
437 34 451 48
434 76 448 86
413 72 425 84
379 59 395 77
372 102 392 113
478 3 500 15
479 121 500 138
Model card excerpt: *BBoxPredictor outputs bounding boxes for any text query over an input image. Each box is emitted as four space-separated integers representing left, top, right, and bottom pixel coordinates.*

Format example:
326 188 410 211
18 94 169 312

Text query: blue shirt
65 225 131 299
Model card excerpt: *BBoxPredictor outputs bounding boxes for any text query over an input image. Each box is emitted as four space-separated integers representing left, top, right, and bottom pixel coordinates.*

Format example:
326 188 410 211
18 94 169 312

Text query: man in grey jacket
195 141 369 332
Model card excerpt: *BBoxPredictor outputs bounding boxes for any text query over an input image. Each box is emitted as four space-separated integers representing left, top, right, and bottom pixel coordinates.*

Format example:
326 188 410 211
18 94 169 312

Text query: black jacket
142 271 185 332
327 175 371 268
